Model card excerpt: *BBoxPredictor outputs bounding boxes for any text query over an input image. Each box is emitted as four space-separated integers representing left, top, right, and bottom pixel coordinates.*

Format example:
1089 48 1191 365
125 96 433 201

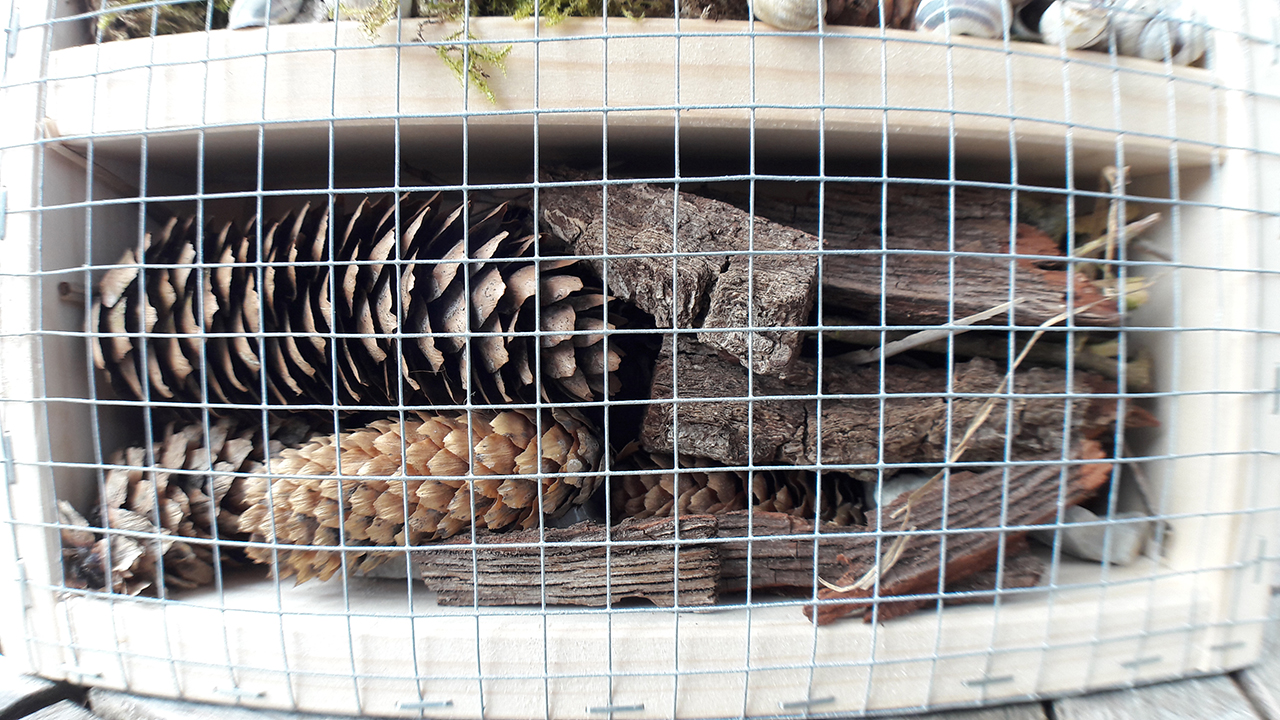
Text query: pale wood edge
0 0 74 679
1054 674 1260 719
15 561 1259 720
39 18 1221 178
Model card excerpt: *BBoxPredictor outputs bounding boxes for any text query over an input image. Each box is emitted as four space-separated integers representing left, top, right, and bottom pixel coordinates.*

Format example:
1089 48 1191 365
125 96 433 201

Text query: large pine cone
612 446 865 526
60 417 308 595
91 193 633 412
237 408 603 584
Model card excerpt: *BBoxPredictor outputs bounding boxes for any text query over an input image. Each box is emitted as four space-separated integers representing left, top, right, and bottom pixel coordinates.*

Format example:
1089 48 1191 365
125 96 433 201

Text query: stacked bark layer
417 446 1109 613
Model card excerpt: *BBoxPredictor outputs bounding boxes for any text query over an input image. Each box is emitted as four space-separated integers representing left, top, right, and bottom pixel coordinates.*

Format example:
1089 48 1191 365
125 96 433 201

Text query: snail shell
1108 0 1160 55
1039 0 1110 49
751 0 826 30
1109 0 1207 65
1134 0 1207 64
914 0 1013 38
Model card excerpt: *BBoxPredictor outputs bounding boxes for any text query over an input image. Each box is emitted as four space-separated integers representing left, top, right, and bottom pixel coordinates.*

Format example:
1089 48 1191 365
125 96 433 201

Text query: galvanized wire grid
1 0 1279 716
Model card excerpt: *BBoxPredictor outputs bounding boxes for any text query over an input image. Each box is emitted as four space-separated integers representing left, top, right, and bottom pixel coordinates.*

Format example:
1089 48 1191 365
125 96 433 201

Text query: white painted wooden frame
2 0 1278 716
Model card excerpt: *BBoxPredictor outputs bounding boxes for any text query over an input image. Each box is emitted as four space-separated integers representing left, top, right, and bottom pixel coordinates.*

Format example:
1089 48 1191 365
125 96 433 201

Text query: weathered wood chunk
715 511 865 594
539 181 819 377
642 337 1134 479
805 440 1112 624
416 515 719 607
715 511 1043 607
695 182 1120 327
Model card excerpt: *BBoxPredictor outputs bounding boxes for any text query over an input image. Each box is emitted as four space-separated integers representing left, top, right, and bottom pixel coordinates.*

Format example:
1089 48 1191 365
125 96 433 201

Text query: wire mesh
1 0 1279 716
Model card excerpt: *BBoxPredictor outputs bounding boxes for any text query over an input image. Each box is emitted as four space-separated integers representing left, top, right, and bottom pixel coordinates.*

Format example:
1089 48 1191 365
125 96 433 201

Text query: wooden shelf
51 555 1261 719
42 18 1221 183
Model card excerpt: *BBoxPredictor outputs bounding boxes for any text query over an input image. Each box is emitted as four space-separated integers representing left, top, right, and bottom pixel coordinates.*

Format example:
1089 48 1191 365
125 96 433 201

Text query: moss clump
96 0 234 41
428 28 513 103
338 0 401 38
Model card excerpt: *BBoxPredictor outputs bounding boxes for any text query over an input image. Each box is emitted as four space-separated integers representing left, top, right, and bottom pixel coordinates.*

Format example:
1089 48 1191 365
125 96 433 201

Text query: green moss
431 29 512 103
338 0 401 39
415 0 467 19
97 0 234 41
480 0 681 23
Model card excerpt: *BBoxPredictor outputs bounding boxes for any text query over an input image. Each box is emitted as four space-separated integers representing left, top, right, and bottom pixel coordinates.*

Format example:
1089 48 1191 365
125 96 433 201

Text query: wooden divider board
40 18 1219 179
39 559 1266 718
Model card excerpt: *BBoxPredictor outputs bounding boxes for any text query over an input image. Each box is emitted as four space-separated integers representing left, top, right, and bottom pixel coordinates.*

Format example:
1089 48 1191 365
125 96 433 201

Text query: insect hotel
0 0 1277 716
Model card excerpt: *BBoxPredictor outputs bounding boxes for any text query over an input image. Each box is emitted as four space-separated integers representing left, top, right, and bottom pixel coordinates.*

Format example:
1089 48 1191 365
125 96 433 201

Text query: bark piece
869 538 1046 619
540 181 819 377
642 338 808 466
715 511 866 593
941 547 1045 604
713 511 1043 604
804 440 1112 624
696 182 1120 327
642 337 1135 480
416 515 718 607
823 324 1155 393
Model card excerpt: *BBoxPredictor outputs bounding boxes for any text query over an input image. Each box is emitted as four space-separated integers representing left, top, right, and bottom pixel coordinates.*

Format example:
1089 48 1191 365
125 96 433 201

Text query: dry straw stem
839 299 1022 366
238 408 602 584
1076 164 1164 282
818 178 1160 596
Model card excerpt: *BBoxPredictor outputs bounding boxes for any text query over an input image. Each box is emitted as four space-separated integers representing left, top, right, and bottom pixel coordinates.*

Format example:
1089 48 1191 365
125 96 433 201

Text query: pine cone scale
237 408 603 583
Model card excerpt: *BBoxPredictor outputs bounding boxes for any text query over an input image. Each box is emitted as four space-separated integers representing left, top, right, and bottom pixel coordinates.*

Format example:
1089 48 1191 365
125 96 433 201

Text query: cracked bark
539 181 819 378
416 515 719 607
804 440 1112 624
641 337 1136 481
693 181 1121 328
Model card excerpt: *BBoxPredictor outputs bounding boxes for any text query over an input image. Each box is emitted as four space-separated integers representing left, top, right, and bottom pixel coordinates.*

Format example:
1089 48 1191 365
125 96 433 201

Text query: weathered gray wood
24 700 101 720
695 182 1121 328
1234 593 1280 720
892 703 1049 720
641 336 1140 480
1053 676 1258 720
88 689 360 720
539 180 820 377
0 657 75 720
416 515 720 607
